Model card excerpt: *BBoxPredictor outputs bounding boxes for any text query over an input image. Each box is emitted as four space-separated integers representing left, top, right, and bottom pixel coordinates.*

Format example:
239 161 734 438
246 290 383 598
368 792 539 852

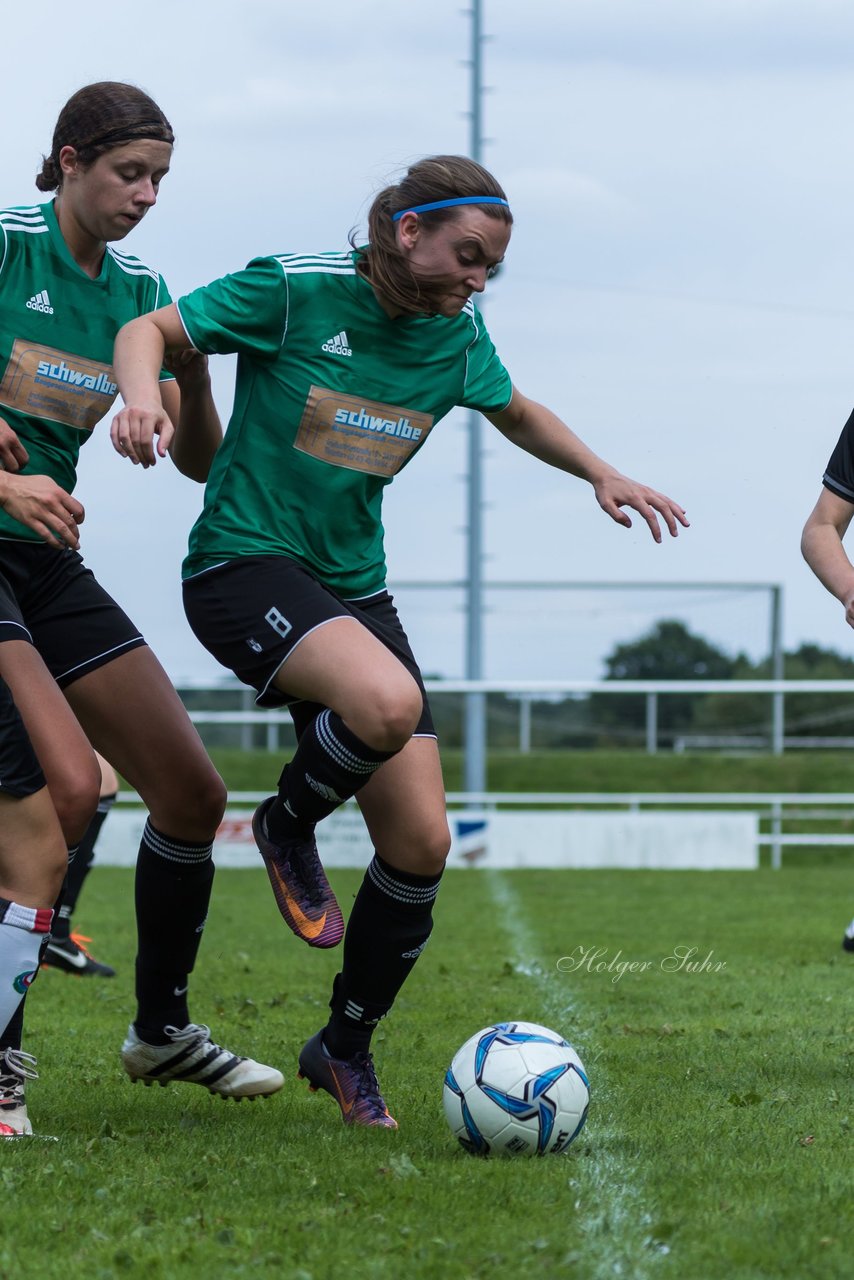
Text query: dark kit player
112 154 688 1127
802 407 854 951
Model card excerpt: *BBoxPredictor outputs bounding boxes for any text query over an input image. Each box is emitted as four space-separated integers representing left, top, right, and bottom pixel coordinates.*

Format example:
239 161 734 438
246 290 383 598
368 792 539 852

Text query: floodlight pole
770 584 784 754
463 0 487 794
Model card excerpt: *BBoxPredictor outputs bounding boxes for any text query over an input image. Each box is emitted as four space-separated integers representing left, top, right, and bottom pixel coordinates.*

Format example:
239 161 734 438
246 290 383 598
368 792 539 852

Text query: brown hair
354 155 512 315
36 82 174 192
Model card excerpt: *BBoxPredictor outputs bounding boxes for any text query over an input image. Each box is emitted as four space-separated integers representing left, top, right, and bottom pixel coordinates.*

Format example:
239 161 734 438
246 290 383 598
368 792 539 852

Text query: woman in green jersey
112 154 688 1129
0 82 283 1133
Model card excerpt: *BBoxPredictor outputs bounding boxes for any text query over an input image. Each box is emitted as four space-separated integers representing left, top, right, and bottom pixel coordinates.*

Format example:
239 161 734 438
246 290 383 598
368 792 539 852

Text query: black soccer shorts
0 541 145 686
0 677 46 797
182 554 436 735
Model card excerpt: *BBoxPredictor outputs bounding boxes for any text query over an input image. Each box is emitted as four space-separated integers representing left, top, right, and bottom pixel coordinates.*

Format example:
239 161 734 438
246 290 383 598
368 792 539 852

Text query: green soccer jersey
0 200 172 541
179 251 512 597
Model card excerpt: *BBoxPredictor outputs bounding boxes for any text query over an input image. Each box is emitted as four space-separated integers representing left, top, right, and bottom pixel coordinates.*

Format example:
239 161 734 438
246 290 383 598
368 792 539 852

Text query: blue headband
391 196 510 222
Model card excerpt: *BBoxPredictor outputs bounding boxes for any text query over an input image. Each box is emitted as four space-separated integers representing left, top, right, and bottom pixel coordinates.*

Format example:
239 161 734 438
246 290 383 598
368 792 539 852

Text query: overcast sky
5 0 854 683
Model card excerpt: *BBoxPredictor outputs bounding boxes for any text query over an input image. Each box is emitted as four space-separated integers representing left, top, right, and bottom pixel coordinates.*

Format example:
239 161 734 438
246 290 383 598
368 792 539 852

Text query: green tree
693 642 854 740
590 619 737 743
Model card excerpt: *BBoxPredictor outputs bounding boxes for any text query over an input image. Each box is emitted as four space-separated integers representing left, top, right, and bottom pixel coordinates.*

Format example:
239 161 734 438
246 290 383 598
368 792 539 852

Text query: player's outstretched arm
112 305 216 473
801 488 854 628
159 351 223 483
485 387 689 544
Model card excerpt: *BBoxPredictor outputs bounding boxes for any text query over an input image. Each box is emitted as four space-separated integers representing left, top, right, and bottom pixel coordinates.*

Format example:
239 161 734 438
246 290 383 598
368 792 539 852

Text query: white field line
486 870 667 1279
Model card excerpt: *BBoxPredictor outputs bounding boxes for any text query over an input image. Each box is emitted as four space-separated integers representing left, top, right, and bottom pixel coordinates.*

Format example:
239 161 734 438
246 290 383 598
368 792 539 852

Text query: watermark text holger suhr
556 945 727 984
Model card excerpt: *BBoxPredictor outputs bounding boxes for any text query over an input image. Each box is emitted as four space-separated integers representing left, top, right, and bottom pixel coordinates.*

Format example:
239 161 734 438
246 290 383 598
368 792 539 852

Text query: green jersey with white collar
0 199 172 541
179 250 512 598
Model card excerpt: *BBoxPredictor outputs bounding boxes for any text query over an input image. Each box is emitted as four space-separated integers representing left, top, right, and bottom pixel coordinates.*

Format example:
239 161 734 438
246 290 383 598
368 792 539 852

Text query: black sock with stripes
323 854 443 1059
0 999 23 1056
52 797 115 942
134 819 215 1044
266 709 397 843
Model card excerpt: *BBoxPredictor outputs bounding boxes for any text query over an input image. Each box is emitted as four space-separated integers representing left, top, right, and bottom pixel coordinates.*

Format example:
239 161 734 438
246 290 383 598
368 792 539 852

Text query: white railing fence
160 679 854 869
112 790 854 871
178 678 854 756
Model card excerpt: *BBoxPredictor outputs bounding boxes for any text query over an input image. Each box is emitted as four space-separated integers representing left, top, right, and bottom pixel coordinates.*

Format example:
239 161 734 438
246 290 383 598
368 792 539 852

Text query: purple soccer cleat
252 798 344 949
297 1031 398 1128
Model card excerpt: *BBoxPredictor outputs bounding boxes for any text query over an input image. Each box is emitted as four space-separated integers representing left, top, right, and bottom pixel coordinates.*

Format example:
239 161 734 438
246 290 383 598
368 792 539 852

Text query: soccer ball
443 1020 589 1156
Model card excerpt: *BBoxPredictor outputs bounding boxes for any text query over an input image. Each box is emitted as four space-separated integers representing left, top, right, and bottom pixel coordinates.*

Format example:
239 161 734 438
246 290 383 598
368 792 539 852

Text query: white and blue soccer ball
443 1020 589 1157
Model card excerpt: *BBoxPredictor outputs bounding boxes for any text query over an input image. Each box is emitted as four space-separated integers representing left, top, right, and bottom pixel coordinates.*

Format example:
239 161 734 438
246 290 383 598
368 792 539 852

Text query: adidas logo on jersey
321 330 352 357
26 289 54 315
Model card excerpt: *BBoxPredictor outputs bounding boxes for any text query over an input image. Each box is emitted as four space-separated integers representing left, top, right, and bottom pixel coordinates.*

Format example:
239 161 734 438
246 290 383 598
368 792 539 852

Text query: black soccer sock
266 709 397 842
0 998 24 1055
323 854 443 1059
52 795 116 942
133 819 215 1043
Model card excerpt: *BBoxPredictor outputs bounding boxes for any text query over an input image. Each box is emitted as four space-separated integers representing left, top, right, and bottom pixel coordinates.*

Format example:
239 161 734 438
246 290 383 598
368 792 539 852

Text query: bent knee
199 771 228 826
349 680 423 752
145 762 227 840
179 768 227 834
51 767 101 846
47 847 71 898
401 823 452 878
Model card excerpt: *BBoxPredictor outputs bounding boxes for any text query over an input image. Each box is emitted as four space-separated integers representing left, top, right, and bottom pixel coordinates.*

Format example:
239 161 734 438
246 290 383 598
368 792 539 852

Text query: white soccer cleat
0 1049 36 1138
120 1023 284 1099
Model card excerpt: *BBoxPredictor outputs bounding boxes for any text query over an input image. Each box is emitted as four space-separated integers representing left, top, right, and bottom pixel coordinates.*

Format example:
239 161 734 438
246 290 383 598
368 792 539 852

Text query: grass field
208 745 854 796
7 848 853 1279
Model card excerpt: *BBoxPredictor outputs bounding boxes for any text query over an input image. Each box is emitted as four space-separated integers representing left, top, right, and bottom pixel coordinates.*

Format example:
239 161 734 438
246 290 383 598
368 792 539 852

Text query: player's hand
110 401 175 467
0 473 84 549
164 348 210 393
842 589 854 630
0 416 29 473
594 472 689 543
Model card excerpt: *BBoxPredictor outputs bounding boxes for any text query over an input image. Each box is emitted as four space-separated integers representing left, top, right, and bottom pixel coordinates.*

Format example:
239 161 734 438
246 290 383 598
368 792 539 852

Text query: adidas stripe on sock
134 819 215 1042
324 855 443 1058
269 709 397 841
